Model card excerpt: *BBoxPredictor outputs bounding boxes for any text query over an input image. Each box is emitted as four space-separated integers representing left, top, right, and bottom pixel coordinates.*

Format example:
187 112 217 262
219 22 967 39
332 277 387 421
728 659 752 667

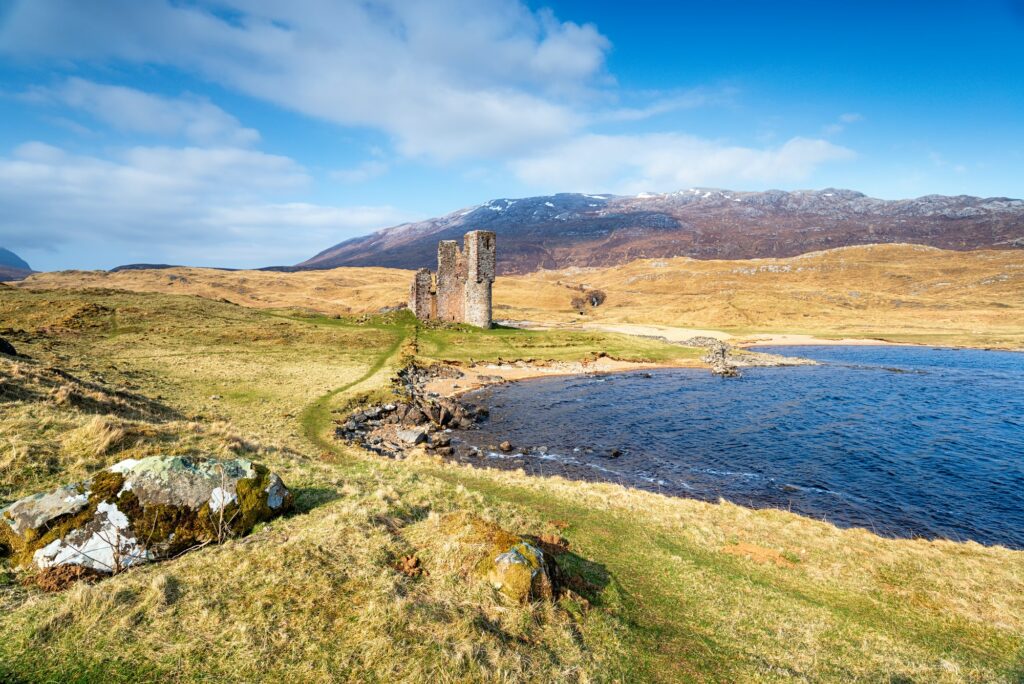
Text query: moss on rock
409 511 555 603
0 455 293 575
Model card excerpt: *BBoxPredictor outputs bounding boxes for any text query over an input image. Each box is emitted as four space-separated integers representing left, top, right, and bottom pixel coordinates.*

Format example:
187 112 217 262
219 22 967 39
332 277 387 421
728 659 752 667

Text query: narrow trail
298 324 410 457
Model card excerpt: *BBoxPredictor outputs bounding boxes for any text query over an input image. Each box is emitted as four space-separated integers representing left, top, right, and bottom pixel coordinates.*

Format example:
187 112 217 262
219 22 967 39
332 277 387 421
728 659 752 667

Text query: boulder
498 440 513 452
0 455 292 573
412 512 554 603
396 428 427 445
486 539 553 603
402 408 426 426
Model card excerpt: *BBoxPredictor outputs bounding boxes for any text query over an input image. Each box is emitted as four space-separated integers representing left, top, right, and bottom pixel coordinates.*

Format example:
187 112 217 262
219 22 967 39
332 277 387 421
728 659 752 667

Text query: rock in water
0 456 292 573
703 342 741 377
0 337 15 356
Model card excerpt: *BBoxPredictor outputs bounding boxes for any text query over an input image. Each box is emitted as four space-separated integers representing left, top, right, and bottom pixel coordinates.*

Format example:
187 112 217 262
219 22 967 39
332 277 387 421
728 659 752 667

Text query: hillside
299 188 1024 274
15 266 412 314
0 248 33 282
2 289 1022 682
17 244 1024 349
496 243 1024 349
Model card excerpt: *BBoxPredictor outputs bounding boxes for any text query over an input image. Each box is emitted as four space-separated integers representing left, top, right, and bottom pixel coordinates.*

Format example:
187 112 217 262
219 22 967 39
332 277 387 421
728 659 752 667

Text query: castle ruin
408 230 496 328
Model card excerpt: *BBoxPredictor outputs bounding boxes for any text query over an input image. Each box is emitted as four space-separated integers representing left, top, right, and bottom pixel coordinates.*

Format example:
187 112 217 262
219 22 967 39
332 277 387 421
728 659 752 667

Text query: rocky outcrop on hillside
299 188 1024 274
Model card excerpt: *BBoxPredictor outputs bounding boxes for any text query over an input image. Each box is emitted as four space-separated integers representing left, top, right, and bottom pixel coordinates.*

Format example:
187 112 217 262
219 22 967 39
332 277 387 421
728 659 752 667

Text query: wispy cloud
330 160 391 184
593 86 739 124
0 0 867 269
0 0 610 161
928 151 967 174
823 112 864 136
0 141 411 267
510 134 856 194
23 78 260 146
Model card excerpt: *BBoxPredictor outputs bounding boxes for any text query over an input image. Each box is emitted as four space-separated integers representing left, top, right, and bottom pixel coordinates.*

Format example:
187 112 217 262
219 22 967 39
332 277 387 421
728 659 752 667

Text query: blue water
457 346 1024 548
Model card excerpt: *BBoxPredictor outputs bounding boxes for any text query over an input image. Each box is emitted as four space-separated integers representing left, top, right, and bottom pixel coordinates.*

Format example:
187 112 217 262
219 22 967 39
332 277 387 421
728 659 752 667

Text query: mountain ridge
0 247 33 281
298 188 1024 274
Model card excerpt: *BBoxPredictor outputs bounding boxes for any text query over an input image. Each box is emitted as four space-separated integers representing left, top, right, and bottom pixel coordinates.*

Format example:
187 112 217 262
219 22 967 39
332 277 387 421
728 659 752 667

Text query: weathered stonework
408 231 495 328
435 240 463 322
409 268 434 319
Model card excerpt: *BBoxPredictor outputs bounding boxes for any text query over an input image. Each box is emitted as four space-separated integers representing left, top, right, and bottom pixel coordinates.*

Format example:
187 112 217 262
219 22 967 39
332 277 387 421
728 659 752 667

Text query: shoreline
512 320 1021 351
421 355 705 398
334 348 1024 553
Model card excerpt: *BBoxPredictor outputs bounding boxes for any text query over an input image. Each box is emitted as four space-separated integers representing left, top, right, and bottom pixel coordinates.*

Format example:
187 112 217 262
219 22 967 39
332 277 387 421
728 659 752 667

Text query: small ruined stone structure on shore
409 230 496 328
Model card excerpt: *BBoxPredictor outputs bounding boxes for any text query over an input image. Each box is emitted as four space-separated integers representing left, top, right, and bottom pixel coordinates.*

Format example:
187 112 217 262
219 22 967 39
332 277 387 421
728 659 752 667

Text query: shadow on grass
289 486 345 514
552 550 612 605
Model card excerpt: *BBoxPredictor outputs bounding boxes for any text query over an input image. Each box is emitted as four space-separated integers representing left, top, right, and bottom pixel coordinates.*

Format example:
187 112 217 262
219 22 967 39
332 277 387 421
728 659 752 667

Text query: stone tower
407 230 495 328
408 268 434 319
462 230 496 328
435 240 464 322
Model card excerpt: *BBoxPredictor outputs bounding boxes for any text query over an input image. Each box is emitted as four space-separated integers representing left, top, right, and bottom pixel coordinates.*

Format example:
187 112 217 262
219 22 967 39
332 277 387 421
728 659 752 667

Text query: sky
0 0 1022 271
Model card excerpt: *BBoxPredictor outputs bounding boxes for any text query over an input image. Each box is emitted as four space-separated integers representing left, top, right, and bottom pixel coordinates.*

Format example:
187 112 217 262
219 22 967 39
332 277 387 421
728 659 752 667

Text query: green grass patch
2 287 1021 683
418 324 702 364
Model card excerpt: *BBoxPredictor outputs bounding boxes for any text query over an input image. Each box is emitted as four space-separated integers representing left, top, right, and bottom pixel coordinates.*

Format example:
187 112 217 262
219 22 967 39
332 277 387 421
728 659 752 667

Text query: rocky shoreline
334 364 488 460
335 346 816 465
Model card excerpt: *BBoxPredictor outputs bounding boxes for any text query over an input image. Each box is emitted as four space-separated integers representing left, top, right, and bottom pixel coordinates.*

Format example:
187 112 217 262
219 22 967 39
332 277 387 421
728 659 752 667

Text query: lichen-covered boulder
0 456 292 573
486 539 553 603
409 511 554 603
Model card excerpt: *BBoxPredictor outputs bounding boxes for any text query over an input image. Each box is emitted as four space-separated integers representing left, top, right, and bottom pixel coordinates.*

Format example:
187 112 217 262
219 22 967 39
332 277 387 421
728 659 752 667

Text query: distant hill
0 247 30 271
13 244 1024 349
0 247 33 281
109 263 180 272
298 188 1024 274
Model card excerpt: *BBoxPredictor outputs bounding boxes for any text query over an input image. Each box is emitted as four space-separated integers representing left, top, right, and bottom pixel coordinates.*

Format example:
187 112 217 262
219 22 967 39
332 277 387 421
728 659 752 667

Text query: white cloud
823 112 864 136
331 160 390 184
0 0 611 161
593 87 739 124
24 77 260 146
510 134 856 194
0 142 412 268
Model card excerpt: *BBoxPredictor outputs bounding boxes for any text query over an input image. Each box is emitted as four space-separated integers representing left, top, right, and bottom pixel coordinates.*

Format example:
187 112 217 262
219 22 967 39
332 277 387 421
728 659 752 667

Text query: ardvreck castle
409 230 496 328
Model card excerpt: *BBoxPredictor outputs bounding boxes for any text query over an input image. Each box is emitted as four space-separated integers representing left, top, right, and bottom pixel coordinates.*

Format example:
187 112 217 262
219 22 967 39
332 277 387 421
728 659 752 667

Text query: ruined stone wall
408 268 435 319
435 240 465 322
408 231 495 328
463 230 496 328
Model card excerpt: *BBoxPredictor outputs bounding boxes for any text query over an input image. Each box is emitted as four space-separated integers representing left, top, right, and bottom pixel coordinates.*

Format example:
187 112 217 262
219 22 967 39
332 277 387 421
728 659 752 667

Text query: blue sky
0 0 1021 271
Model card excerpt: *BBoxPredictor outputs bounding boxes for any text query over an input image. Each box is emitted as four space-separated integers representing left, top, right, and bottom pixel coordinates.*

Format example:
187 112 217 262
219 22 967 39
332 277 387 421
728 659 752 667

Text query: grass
17 243 1024 350
1 285 1022 682
417 323 703 365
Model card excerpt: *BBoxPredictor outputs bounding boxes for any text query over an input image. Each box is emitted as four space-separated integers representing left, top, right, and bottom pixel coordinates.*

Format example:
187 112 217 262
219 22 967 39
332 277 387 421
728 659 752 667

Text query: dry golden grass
2 269 1023 682
15 265 410 315
495 244 1024 348
16 243 1024 348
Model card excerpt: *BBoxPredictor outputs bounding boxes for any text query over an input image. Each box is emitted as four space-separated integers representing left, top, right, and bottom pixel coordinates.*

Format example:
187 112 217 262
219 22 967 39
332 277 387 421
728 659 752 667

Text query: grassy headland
1 286 1022 682
15 244 1024 349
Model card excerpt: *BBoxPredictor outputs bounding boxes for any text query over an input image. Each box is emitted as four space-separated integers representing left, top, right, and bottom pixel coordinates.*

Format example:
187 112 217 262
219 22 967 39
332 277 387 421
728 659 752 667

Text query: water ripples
456 346 1024 548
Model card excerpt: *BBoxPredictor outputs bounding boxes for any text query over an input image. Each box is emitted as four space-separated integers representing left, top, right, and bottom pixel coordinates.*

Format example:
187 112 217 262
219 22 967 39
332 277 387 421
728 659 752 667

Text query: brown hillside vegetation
13 244 1024 348
14 266 412 314
1 290 1022 682
499 244 1024 349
